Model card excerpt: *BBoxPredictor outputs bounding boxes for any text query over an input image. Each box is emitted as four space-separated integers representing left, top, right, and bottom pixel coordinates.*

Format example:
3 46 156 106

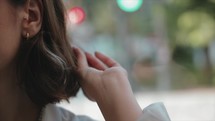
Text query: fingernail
95 51 103 55
95 51 99 54
72 47 79 55
84 52 90 56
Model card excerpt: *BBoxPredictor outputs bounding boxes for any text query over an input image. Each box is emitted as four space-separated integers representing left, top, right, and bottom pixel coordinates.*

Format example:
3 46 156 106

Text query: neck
0 65 40 121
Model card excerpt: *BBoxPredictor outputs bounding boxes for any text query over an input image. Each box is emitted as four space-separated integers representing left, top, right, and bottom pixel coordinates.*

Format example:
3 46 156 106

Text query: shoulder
42 104 96 121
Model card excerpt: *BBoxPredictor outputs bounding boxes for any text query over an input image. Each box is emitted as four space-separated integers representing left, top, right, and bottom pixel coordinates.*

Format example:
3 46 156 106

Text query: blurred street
59 1 215 120
58 88 215 121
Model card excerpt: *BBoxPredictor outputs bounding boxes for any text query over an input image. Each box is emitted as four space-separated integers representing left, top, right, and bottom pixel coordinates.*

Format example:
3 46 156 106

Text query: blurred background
59 0 215 120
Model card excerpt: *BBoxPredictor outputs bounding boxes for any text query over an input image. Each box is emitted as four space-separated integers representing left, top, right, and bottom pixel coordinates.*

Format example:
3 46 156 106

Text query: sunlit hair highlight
11 0 80 107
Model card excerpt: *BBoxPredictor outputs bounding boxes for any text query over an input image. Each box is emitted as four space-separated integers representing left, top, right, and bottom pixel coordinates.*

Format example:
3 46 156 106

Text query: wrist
96 79 142 121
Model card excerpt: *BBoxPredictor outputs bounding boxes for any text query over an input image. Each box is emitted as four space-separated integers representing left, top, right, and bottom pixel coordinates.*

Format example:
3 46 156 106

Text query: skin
0 0 142 121
0 0 42 121
73 47 142 121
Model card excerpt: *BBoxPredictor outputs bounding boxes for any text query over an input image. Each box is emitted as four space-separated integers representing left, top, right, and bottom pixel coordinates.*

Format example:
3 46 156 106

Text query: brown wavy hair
11 0 80 107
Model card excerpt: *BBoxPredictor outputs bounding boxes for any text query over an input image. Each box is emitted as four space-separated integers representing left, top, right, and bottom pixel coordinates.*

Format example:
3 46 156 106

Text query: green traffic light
117 0 143 12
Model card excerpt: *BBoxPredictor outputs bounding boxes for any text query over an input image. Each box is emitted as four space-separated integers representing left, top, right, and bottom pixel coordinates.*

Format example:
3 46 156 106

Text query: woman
0 0 170 121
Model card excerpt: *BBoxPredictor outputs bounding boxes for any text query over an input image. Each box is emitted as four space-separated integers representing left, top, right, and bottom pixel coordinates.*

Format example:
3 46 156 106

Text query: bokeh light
117 0 143 12
68 7 86 24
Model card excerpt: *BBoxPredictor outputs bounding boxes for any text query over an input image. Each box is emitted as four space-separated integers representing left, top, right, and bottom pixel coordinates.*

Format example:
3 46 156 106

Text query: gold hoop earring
26 32 30 40
24 16 29 20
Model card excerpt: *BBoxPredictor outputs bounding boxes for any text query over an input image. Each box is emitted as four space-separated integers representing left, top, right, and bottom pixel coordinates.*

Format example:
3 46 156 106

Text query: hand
73 47 128 101
73 47 142 121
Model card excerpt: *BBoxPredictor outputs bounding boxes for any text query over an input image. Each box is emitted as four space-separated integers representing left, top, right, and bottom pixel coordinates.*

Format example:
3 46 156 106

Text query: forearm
96 79 142 121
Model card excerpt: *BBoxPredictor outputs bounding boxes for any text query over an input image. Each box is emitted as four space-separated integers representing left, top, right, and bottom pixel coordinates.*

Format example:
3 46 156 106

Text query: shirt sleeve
43 103 170 121
42 104 97 121
137 102 171 121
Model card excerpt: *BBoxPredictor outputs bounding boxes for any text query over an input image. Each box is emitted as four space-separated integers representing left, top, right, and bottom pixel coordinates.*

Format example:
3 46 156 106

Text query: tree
165 0 215 85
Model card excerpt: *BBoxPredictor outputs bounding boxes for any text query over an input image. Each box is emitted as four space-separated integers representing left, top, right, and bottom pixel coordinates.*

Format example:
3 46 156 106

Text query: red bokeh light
68 7 86 24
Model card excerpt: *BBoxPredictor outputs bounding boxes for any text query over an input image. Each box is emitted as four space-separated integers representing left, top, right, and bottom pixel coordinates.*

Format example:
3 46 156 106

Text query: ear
22 0 43 39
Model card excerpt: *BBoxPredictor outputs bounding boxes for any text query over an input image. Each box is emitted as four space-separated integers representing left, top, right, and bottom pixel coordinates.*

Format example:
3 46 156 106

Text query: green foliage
165 0 215 86
172 46 193 68
176 11 215 47
165 0 215 48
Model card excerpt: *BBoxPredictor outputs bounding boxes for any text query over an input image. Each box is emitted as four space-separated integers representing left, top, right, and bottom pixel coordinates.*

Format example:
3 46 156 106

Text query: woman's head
0 0 80 107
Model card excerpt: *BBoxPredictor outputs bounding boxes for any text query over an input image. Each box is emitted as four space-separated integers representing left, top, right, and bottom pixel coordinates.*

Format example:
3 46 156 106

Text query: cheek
0 5 22 71
0 26 21 71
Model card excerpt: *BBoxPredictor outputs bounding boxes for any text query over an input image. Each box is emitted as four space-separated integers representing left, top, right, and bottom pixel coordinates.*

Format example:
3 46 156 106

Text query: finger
72 46 88 70
85 52 107 70
95 51 120 67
